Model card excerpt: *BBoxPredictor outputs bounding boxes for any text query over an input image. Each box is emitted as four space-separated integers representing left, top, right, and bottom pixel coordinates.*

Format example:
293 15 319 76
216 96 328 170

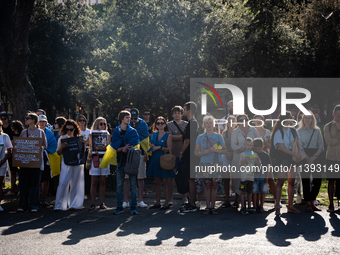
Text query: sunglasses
66 128 74 132
99 122 106 126
143 113 150 116
156 122 165 125
78 119 85 122
25 116 32 120
131 117 137 120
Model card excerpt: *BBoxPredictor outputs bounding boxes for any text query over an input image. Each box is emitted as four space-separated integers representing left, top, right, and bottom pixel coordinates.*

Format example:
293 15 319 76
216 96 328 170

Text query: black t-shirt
117 129 127 164
146 122 153 134
3 125 14 140
257 151 272 167
182 117 198 162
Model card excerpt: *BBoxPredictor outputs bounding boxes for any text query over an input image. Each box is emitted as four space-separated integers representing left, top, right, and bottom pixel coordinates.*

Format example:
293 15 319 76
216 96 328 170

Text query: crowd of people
0 101 340 217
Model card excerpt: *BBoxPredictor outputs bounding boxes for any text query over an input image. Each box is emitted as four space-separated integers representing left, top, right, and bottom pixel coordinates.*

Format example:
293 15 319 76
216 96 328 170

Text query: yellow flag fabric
213 144 223 150
48 152 61 177
99 145 116 168
140 137 149 153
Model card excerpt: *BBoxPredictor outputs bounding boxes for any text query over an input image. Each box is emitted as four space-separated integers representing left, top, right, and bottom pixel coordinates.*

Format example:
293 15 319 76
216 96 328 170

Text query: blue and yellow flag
99 124 140 168
133 118 150 153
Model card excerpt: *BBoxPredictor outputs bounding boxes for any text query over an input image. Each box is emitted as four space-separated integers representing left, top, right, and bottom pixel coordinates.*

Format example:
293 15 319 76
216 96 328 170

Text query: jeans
19 168 41 210
116 163 137 209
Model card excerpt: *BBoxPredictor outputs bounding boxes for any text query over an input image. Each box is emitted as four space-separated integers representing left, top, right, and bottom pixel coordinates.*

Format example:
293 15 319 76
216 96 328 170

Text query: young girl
88 117 111 211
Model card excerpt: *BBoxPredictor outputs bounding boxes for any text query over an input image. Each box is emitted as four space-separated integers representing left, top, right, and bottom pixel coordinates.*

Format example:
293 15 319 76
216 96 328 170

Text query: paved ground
1 194 340 255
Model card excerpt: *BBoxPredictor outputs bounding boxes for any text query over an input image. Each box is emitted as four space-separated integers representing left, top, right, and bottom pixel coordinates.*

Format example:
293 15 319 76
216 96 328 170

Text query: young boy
239 137 261 215
252 138 271 213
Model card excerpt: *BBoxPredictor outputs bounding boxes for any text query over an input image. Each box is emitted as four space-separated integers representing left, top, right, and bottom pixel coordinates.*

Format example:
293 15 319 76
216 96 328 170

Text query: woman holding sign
0 120 13 212
18 112 47 213
55 120 85 211
88 117 111 211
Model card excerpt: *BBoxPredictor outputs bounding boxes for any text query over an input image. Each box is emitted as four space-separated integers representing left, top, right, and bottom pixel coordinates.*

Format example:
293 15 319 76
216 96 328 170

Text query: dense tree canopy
1 0 340 122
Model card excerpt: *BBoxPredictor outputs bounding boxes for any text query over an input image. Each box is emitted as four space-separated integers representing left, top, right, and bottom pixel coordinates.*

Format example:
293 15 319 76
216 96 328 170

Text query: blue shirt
196 133 225 163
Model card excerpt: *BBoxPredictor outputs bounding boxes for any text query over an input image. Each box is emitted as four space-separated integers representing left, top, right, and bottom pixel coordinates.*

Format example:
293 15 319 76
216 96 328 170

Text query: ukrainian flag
99 125 140 168
134 118 150 153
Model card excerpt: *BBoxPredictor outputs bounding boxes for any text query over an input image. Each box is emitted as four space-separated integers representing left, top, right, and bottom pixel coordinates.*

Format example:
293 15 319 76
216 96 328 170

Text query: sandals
203 208 211 215
203 208 218 215
100 203 107 210
287 206 301 214
88 204 95 211
311 205 321 211
305 205 313 212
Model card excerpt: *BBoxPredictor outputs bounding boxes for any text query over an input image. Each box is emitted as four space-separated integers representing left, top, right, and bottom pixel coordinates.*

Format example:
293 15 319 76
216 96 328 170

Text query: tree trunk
0 0 37 121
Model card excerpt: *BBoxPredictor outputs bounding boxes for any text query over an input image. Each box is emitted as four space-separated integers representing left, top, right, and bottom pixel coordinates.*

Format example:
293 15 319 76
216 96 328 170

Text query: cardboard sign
12 137 43 168
91 131 109 152
61 136 85 166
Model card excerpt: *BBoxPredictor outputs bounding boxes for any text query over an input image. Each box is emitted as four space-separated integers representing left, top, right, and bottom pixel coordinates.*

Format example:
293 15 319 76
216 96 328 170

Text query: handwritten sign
91 131 109 152
61 136 85 166
12 137 43 168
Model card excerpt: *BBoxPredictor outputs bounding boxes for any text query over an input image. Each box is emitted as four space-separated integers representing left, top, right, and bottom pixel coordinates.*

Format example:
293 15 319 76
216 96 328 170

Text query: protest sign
12 137 43 168
91 131 109 152
61 136 85 166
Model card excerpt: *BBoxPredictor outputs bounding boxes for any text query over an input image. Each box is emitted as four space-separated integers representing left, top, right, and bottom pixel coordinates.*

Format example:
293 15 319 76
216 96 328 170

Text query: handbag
160 152 176 170
86 148 92 169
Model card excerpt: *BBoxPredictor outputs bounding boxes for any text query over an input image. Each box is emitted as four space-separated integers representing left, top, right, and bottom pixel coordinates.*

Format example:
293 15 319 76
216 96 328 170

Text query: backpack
124 147 141 175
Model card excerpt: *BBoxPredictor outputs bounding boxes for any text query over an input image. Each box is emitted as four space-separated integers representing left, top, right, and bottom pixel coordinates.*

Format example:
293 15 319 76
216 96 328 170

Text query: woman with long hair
298 111 324 212
54 119 85 211
271 112 302 215
147 116 173 210
88 117 111 211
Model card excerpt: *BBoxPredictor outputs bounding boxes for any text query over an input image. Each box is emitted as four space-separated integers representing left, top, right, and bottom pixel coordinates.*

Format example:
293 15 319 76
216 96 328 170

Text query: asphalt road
1 196 340 255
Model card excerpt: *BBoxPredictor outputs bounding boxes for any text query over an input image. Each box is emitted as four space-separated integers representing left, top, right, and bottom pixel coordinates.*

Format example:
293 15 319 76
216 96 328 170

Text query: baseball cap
38 115 48 122
131 108 139 118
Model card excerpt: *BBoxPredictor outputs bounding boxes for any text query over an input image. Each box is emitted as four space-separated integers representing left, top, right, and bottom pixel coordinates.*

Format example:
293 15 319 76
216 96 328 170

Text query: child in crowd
252 138 271 213
239 137 261 215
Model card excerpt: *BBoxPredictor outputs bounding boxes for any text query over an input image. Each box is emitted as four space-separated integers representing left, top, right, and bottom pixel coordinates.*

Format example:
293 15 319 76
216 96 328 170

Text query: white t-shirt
0 133 13 169
81 129 91 149
90 130 110 155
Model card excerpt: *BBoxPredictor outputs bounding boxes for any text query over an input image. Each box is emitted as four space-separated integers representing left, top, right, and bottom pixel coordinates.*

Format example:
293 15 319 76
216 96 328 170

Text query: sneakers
180 204 198 213
41 199 50 207
30 208 38 213
17 208 24 212
122 202 130 208
327 204 335 213
240 207 249 215
130 208 138 215
88 204 95 211
137 201 148 208
196 201 201 210
296 194 302 204
112 208 124 215
169 200 173 207
0 205 4 212
182 197 188 205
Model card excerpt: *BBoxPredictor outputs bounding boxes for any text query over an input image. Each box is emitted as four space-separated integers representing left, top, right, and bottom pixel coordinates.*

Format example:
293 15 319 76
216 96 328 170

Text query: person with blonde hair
88 117 111 211
298 111 324 212
195 115 226 215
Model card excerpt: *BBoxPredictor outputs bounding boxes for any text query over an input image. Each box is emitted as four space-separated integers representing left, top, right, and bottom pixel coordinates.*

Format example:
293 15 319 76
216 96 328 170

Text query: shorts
125 157 146 179
0 166 6 177
252 178 268 194
240 181 253 193
40 164 51 182
90 158 110 176
326 160 340 180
